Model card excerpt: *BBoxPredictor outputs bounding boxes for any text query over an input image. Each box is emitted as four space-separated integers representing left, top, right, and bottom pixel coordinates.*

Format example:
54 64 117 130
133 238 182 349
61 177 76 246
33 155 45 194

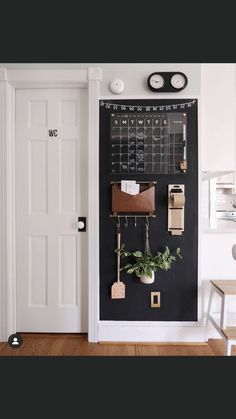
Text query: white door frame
0 67 101 342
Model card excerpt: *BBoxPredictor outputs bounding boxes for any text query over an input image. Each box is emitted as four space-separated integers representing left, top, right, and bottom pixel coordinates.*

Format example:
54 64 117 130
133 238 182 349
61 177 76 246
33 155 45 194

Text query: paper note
121 180 140 195
121 180 128 193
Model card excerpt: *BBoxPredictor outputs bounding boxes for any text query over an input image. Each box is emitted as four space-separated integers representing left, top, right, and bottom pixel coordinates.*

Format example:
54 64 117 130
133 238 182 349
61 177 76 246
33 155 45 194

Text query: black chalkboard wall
99 99 198 321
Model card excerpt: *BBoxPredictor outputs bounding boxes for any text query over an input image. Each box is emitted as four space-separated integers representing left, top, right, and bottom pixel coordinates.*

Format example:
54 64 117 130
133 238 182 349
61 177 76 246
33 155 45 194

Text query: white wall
201 234 236 279
1 62 235 342
99 63 200 97
200 64 236 316
0 82 5 341
201 64 236 171
1 63 201 97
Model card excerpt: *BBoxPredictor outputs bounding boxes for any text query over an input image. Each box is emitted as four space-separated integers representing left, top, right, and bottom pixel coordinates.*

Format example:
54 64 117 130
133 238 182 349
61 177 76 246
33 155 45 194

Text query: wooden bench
205 280 236 355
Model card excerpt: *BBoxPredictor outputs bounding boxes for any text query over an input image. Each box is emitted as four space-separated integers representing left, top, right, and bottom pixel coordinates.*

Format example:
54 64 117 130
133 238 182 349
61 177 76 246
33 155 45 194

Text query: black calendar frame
110 111 187 175
99 99 198 321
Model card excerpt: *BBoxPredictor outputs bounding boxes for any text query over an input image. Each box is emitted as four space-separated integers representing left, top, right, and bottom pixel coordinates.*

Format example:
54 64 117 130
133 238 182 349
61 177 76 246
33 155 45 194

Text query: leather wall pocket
111 183 156 214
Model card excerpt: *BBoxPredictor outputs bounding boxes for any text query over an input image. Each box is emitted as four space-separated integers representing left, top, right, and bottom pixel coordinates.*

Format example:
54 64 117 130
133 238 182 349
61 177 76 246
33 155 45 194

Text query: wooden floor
0 334 235 356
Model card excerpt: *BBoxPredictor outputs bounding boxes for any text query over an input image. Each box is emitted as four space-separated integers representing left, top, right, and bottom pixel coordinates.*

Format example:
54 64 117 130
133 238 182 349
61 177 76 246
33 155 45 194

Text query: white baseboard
98 321 221 342
0 322 222 343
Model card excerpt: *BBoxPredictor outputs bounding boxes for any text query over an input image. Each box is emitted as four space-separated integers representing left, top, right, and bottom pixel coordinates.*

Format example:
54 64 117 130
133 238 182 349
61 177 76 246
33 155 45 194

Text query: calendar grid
110 112 187 174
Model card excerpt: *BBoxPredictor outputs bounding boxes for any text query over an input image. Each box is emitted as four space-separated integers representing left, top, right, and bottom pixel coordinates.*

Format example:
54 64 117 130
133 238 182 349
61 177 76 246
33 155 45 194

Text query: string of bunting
100 99 196 112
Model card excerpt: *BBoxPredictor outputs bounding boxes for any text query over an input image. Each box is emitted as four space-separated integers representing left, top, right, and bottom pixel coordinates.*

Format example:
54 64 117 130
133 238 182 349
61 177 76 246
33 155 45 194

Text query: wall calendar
110 112 187 174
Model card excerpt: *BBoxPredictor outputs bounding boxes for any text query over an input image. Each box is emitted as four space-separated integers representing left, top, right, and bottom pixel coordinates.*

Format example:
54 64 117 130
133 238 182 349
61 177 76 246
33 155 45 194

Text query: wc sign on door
48 129 58 138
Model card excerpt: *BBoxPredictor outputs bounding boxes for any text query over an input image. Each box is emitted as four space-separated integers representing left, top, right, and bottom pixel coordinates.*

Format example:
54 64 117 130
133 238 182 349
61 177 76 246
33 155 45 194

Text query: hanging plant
116 245 182 284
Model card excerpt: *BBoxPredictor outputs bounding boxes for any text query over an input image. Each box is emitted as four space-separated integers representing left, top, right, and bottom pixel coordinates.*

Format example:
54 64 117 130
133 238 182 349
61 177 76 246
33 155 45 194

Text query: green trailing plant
115 245 182 279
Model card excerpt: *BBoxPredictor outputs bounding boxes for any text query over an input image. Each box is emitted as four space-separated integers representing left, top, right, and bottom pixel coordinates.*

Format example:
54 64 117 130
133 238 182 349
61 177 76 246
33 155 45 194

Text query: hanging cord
117 215 120 229
145 217 151 255
116 223 121 283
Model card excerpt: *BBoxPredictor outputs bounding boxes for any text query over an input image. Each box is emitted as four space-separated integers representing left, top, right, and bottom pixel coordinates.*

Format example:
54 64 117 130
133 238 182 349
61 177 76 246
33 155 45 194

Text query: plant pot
139 271 155 284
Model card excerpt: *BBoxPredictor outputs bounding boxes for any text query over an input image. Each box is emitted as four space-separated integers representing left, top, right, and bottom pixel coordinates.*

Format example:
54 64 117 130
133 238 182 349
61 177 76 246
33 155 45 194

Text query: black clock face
147 72 188 92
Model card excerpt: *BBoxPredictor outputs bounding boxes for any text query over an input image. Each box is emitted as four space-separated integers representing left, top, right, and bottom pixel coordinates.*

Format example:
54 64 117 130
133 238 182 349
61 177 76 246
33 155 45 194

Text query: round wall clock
147 73 165 91
170 73 188 90
147 71 188 92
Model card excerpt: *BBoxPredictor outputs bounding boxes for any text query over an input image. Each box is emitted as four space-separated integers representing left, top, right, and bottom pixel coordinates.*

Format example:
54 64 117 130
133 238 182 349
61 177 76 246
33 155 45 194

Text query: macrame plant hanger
145 216 151 255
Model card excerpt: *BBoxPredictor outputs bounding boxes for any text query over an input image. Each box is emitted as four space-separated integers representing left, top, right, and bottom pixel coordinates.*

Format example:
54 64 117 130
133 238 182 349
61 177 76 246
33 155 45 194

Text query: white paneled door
15 89 88 332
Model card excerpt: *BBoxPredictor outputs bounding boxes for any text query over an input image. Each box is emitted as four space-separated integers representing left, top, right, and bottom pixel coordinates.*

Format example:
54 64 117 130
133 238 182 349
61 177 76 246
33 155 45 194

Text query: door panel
59 140 77 213
15 88 88 332
29 235 48 307
59 235 77 307
29 140 48 214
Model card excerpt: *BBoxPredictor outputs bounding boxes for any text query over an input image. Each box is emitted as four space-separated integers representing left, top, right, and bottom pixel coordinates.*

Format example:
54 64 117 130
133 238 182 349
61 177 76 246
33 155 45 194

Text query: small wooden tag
111 281 126 299
180 160 187 172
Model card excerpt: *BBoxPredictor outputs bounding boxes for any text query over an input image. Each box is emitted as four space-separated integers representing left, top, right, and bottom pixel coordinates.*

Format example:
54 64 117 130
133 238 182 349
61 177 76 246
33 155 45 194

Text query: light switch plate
151 292 161 308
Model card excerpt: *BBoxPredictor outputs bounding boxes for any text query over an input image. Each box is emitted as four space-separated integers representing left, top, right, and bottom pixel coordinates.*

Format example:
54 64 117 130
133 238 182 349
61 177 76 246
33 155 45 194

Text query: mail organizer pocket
111 182 156 215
